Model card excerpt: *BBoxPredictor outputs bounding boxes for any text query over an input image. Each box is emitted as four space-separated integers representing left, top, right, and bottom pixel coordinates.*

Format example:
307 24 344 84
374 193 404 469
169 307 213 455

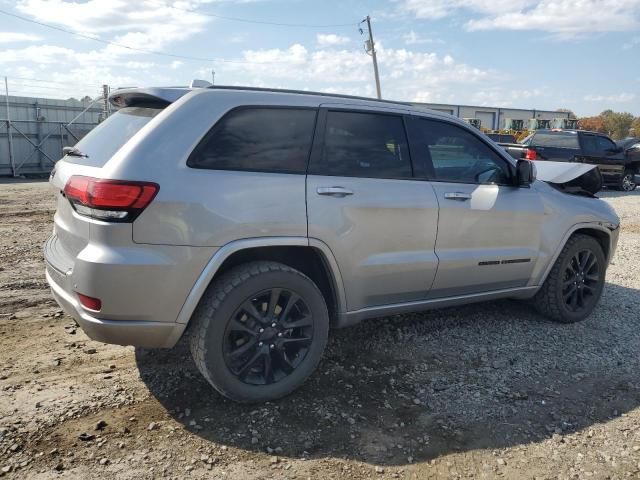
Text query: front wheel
533 234 606 323
618 169 637 191
189 261 329 403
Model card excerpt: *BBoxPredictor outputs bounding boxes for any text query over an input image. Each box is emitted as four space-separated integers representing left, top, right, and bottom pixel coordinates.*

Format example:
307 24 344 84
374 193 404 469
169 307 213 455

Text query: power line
0 8 341 66
152 0 357 28
0 8 217 63
3 75 103 88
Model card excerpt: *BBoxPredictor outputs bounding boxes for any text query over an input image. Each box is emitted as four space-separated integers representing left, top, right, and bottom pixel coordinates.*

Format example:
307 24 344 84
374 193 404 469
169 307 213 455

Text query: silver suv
45 85 620 402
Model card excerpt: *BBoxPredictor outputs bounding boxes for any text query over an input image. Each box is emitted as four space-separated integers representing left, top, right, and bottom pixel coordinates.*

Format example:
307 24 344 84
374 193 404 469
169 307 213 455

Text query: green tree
601 111 634 139
630 117 640 137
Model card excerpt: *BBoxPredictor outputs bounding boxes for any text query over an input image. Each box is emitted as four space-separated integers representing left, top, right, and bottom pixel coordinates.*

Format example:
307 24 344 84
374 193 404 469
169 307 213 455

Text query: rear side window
531 132 579 149
188 108 317 173
312 111 412 179
66 107 162 167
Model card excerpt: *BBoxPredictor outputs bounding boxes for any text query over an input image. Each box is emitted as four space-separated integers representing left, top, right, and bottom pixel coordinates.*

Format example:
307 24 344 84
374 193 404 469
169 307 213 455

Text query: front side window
581 134 599 155
188 108 317 173
313 111 412 179
597 136 617 153
409 118 510 184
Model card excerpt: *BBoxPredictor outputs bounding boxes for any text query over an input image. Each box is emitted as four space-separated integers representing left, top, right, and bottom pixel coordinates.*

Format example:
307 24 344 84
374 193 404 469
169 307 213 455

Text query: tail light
63 176 159 222
525 148 537 160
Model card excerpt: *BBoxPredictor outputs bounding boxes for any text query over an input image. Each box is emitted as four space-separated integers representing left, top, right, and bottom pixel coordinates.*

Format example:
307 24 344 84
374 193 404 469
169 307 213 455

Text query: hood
534 161 602 196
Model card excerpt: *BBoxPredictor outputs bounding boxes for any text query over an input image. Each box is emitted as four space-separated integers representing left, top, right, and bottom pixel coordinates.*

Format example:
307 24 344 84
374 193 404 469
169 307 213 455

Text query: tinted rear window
531 132 579 149
188 108 317 173
65 107 161 167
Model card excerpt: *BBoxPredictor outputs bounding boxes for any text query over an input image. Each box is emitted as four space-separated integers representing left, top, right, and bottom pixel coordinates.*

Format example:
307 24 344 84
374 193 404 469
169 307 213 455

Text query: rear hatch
48 106 164 271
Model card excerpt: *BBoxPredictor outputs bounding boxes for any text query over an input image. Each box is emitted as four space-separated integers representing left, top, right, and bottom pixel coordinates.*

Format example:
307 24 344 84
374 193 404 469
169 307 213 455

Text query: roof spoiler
108 87 191 108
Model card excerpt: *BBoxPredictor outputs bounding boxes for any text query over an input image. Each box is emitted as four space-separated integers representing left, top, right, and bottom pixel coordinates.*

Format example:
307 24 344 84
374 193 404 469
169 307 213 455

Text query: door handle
444 192 472 201
316 186 354 197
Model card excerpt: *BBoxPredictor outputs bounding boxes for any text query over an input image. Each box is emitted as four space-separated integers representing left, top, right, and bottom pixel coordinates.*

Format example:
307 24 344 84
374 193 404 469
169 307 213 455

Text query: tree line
577 110 640 140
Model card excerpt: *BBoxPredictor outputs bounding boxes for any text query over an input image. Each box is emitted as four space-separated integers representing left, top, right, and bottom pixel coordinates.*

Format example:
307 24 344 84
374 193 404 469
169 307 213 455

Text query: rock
251 437 259 445
99 458 109 466
497 458 506 466
78 433 95 441
85 348 97 354
95 420 108 431
148 422 159 431
185 408 191 417
270 456 279 464
185 465 194 472
413 398 421 405
375 466 385 473
9 443 20 452
54 463 64 472
1 466 11 474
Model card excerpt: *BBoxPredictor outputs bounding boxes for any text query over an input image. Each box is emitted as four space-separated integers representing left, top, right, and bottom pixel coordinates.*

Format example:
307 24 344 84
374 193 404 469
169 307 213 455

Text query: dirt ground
1 179 640 480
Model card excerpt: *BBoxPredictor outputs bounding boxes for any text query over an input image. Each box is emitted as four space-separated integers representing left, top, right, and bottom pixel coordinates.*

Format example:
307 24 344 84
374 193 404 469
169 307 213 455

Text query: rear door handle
444 192 472 201
316 186 354 197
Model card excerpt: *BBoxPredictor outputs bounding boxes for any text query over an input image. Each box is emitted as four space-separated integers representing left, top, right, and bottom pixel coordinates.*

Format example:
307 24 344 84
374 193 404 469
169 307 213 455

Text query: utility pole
4 76 16 177
211 69 216 85
361 15 381 99
101 84 110 122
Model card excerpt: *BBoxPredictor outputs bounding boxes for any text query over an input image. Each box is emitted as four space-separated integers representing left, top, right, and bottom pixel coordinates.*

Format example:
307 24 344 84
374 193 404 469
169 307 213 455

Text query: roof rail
206 85 413 106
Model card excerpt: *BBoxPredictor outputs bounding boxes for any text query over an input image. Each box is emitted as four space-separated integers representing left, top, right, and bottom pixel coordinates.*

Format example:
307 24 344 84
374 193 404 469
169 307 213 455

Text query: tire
619 169 637 192
189 261 329 403
533 234 606 323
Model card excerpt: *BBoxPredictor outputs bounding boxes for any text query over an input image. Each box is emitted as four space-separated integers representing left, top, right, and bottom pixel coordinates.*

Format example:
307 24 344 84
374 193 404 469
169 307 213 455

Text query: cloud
623 36 640 49
222 42 493 103
15 0 210 51
584 93 636 102
398 0 640 35
0 32 42 44
402 30 443 45
316 34 351 47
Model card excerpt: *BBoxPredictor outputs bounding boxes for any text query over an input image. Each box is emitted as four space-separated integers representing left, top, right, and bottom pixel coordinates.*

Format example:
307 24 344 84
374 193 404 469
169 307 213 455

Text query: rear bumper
43 231 212 348
46 267 186 348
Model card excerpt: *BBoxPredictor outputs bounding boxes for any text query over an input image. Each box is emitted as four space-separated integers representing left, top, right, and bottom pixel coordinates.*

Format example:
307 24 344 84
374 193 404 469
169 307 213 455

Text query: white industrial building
411 103 573 131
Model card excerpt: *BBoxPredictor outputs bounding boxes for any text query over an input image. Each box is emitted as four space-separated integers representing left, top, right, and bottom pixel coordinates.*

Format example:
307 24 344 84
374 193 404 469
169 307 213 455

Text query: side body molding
175 236 348 325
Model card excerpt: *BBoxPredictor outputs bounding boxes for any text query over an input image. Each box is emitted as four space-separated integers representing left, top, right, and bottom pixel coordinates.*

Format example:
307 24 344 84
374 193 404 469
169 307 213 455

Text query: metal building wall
1 95 102 176
412 103 571 130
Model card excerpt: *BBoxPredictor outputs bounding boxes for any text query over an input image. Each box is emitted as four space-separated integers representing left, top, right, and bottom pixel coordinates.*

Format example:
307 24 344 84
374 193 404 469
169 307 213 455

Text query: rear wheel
189 261 329 403
533 234 606 323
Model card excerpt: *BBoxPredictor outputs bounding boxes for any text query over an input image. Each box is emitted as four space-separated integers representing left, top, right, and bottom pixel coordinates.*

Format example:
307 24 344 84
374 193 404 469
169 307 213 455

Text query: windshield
64 107 162 167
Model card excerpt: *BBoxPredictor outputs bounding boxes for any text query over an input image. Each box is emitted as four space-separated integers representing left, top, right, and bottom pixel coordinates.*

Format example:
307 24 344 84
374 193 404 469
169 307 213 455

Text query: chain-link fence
1 79 107 177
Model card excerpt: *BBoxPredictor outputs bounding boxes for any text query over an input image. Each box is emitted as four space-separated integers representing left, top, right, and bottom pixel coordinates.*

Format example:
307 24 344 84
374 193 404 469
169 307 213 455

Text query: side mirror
516 159 536 186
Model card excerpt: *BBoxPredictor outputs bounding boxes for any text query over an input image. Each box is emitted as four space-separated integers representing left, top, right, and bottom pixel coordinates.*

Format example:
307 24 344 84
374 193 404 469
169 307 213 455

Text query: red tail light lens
77 293 102 311
63 176 159 222
525 148 537 160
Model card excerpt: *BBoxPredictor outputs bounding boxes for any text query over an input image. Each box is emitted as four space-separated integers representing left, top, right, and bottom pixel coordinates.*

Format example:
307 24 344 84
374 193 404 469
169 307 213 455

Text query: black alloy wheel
562 249 601 313
223 288 314 385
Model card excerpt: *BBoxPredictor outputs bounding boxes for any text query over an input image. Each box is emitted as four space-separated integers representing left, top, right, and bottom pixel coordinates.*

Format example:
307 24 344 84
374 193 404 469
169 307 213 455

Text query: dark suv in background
499 130 640 191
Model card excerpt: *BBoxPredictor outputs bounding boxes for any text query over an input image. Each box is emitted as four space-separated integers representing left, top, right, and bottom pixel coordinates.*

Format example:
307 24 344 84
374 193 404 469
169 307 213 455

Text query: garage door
475 111 496 130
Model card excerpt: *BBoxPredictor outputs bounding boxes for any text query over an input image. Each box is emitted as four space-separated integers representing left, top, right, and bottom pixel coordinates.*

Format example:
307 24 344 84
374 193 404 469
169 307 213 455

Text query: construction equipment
463 118 481 129
551 118 579 129
528 119 551 130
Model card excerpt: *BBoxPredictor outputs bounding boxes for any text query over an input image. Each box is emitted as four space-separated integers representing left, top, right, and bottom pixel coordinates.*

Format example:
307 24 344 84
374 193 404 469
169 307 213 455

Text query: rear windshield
64 107 162 167
531 132 579 149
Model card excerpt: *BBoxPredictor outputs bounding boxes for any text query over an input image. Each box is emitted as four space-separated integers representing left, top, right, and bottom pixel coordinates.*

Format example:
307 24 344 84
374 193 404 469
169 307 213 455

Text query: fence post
4 76 16 177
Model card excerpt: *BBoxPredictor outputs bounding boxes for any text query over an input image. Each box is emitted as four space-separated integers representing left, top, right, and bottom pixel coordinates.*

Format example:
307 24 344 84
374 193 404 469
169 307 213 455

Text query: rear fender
175 237 347 325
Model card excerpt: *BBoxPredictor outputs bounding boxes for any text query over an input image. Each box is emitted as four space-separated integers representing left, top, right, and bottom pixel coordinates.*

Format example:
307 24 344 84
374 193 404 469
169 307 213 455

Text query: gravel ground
1 180 639 479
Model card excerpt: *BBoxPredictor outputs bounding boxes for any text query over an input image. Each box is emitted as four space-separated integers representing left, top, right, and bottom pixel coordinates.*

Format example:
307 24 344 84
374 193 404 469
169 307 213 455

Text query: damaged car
45 85 620 402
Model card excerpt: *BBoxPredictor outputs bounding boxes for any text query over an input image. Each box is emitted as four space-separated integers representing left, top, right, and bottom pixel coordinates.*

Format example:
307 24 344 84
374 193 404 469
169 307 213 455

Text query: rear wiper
63 146 89 158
